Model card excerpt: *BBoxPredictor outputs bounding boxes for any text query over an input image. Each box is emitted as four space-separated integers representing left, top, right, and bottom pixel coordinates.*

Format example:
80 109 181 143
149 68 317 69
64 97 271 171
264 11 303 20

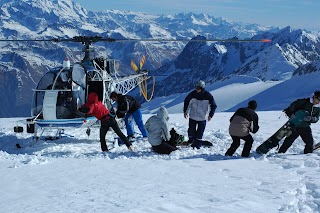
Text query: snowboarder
145 107 178 154
79 92 133 152
110 92 147 141
225 100 259 157
278 91 320 154
183 80 217 149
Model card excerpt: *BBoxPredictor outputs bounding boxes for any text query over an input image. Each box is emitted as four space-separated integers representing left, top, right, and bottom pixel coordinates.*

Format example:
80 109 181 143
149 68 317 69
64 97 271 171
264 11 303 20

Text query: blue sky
72 0 319 31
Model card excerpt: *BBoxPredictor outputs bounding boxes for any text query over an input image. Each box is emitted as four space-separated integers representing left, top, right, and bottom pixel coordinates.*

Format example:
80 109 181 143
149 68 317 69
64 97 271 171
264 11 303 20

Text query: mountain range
0 0 320 117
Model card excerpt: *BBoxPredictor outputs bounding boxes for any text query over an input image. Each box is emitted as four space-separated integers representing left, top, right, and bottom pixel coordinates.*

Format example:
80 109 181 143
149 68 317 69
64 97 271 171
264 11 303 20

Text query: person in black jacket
225 100 259 157
110 92 147 141
278 91 320 154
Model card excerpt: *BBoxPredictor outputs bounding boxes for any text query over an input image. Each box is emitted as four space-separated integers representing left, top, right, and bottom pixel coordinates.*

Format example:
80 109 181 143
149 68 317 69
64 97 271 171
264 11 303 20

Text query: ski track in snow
1 113 320 212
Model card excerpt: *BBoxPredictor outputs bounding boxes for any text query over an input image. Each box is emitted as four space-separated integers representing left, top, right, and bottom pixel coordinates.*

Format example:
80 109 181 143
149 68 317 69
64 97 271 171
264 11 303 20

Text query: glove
304 116 312 122
304 116 319 122
79 107 89 113
109 108 116 117
116 111 125 118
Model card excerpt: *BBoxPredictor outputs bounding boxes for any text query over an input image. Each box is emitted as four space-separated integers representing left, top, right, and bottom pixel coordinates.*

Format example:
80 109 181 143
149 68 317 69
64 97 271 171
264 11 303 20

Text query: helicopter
7 36 155 141
2 35 270 142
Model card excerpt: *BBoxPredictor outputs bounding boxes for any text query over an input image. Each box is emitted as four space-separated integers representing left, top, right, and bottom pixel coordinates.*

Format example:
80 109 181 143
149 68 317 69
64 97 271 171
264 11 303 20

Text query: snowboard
256 110 309 154
313 142 320 151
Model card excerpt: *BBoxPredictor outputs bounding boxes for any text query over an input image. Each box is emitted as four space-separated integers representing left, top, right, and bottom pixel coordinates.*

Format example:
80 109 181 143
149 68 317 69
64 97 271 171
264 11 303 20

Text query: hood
310 94 320 108
88 92 99 103
157 107 169 121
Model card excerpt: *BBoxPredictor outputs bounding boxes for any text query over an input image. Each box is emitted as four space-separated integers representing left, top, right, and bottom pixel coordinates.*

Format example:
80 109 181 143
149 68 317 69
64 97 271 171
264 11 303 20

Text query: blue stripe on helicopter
35 117 97 128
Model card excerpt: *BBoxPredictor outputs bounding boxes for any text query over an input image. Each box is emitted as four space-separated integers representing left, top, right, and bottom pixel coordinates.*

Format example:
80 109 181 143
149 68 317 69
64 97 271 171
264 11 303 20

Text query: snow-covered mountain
0 0 319 117
0 0 279 117
152 28 320 98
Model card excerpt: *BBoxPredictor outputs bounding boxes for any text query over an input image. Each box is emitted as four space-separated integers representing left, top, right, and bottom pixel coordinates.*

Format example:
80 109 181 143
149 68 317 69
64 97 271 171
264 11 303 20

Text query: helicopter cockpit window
72 64 86 109
31 71 57 117
54 70 71 90
72 64 86 89
37 72 55 90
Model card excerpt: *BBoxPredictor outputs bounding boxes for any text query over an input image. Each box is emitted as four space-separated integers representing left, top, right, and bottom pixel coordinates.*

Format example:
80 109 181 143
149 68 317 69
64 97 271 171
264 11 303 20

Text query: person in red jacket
80 92 133 152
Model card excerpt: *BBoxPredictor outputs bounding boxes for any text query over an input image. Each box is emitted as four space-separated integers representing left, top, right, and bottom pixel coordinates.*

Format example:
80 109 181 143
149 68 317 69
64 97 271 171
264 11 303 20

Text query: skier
110 91 148 141
183 80 217 149
225 100 259 157
79 92 133 152
145 107 178 154
278 91 320 154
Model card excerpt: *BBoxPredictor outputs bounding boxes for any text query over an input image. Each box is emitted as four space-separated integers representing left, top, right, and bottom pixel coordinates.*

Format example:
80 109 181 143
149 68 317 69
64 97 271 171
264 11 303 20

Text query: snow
142 76 281 114
2 68 320 212
1 110 320 212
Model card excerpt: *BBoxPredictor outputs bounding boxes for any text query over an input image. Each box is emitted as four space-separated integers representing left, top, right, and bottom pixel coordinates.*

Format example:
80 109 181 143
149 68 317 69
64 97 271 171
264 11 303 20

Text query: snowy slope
1 73 320 212
1 111 320 212
142 69 320 114
142 76 281 114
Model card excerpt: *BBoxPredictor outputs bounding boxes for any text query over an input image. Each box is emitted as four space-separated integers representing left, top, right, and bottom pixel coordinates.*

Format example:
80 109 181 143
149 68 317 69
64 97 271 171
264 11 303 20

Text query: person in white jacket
145 107 177 154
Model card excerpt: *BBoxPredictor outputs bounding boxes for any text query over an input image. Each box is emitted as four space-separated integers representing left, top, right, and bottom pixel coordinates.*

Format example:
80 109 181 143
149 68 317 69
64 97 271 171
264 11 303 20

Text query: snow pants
188 118 206 149
278 126 314 154
100 117 131 151
125 109 147 137
225 134 254 157
152 140 177 155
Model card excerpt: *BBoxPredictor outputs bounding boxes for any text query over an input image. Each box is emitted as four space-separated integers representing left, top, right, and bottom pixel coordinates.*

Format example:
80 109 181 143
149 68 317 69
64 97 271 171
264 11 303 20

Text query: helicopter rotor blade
112 38 272 43
0 36 271 43
0 39 55 42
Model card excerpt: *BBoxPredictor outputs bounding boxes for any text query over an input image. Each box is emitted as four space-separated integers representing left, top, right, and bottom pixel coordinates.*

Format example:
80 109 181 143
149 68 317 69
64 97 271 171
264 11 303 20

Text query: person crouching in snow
79 92 133 152
145 107 178 154
225 100 259 157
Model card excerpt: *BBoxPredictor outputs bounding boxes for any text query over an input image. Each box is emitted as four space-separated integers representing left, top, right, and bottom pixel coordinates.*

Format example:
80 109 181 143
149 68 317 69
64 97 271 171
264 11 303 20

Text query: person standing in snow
225 100 259 157
183 80 217 149
278 91 320 154
145 107 177 154
79 92 133 152
110 92 147 142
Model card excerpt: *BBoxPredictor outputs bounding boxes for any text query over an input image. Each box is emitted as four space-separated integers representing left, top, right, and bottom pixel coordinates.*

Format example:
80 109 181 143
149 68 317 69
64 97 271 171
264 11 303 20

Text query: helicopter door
42 91 58 120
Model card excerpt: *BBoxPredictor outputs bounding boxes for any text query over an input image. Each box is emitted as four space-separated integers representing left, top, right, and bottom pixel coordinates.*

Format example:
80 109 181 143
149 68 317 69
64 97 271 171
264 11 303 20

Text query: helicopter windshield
31 66 87 119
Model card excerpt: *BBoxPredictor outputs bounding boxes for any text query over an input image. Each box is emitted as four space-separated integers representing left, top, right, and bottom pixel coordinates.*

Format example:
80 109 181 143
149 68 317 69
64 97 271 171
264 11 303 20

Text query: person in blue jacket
183 80 217 148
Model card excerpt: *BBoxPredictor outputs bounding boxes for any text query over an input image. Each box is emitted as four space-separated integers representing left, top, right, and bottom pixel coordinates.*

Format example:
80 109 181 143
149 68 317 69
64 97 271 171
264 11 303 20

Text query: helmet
195 80 205 89
248 100 257 110
314 91 320 97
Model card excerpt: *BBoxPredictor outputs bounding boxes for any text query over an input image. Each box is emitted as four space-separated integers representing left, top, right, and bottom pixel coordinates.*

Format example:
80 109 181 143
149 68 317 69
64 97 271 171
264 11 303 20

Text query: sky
71 0 320 31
